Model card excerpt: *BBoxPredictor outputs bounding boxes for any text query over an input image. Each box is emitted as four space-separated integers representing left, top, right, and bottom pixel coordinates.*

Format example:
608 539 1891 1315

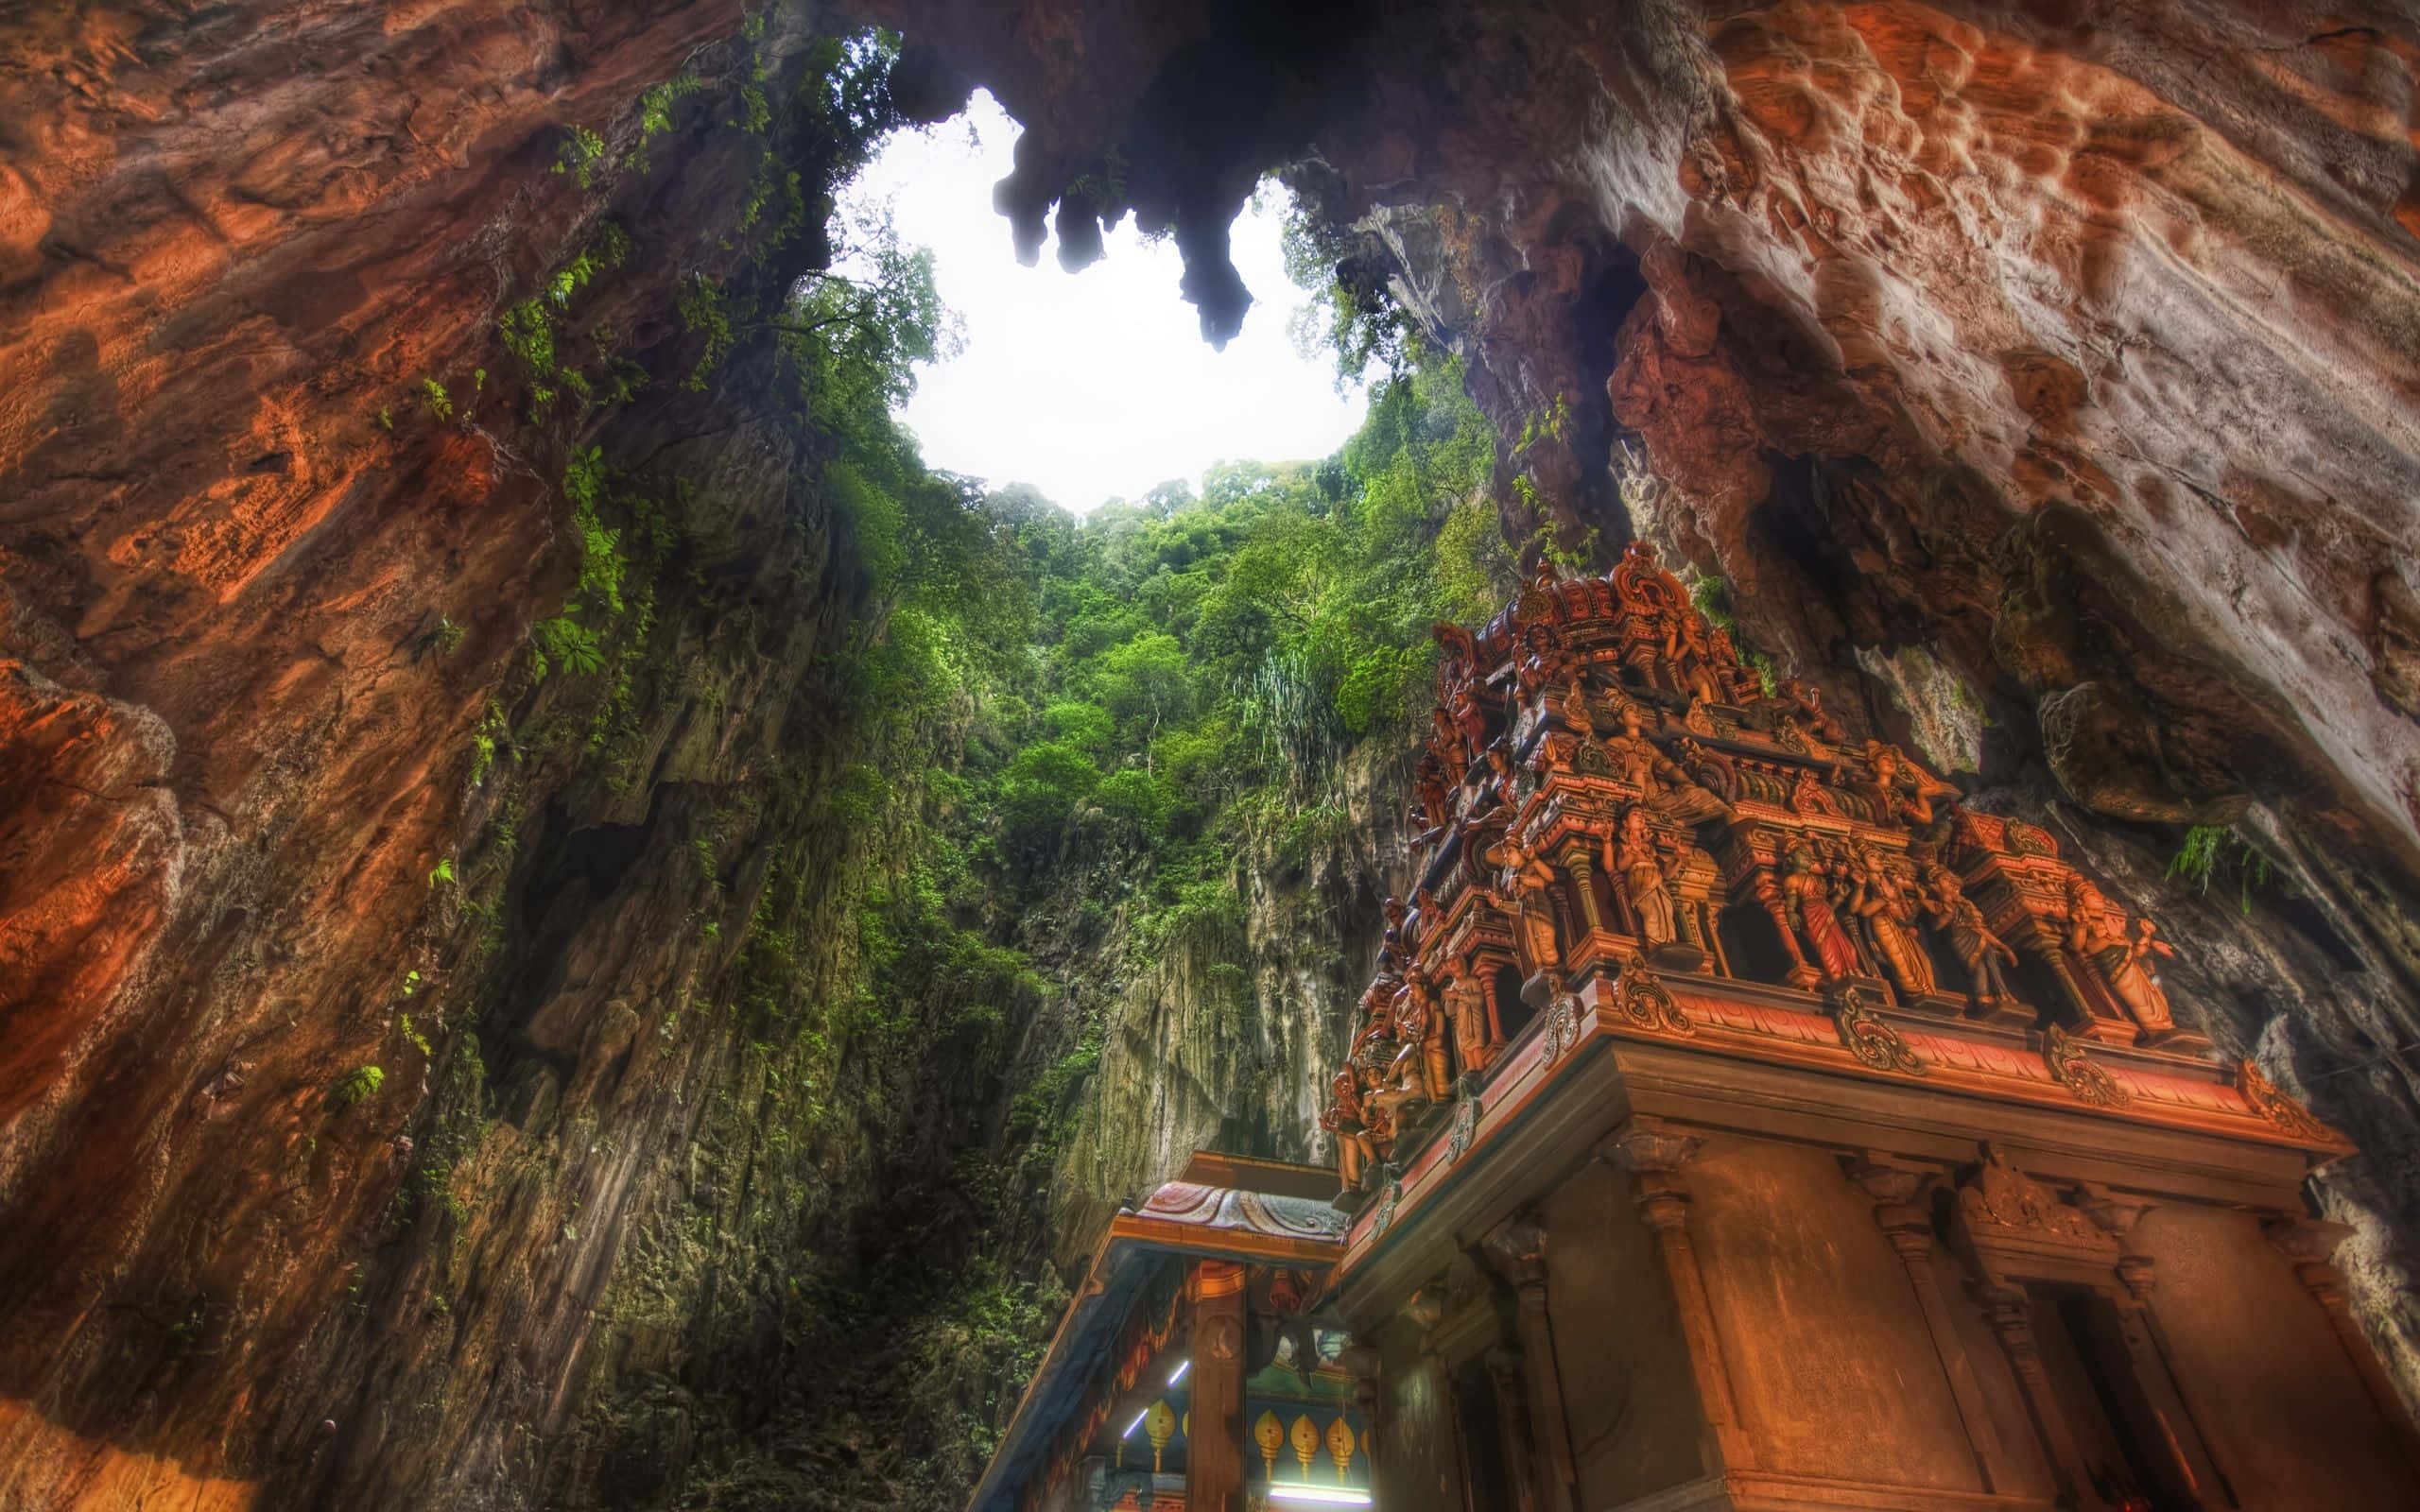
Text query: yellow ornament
1253 1409 1284 1478
1325 1416 1356 1483
1145 1399 1178 1475
1290 1413 1320 1477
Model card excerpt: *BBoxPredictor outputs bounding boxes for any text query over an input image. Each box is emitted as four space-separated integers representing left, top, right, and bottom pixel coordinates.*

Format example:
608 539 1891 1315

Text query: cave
5 2 2420 1509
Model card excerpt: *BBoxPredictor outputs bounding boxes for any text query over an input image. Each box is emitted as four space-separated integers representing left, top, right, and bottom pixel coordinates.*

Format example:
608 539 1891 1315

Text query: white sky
838 92 1368 512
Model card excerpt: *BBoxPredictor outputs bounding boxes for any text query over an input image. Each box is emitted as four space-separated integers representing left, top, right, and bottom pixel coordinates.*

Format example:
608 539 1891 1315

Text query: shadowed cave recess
5 0 2420 1507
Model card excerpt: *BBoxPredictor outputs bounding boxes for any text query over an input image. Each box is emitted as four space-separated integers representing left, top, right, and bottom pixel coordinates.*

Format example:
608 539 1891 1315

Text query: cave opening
6 5 2420 1511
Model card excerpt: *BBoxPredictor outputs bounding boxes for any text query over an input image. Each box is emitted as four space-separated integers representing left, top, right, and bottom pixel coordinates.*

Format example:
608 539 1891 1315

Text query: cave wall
0 3 984 1505
9 0 2420 1507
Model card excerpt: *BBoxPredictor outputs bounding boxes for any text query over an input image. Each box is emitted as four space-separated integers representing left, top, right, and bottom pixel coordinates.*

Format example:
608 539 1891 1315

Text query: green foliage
1690 576 1737 634
330 1065 386 1108
2167 824 2275 914
428 856 456 887
626 75 706 174
434 616 466 655
554 124 607 188
678 273 738 391
422 378 453 421
1268 177 1420 387
399 1012 433 1057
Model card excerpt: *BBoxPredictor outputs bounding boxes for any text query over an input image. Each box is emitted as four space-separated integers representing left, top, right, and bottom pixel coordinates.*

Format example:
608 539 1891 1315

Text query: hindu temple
969 546 2420 1512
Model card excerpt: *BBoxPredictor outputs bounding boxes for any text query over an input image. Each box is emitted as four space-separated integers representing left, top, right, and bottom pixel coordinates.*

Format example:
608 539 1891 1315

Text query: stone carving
1614 953 1692 1036
2237 1058 2330 1141
1923 864 2023 1014
1440 956 1496 1085
2043 1023 2131 1108
1847 844 1936 996
1831 984 1925 1075
1782 841 1862 981
1958 1143 2102 1243
1490 832 1564 987
1446 1095 1479 1162
2063 875 2178 1038
1320 533 2223 1194
1542 990 1581 1061
1608 806 1678 950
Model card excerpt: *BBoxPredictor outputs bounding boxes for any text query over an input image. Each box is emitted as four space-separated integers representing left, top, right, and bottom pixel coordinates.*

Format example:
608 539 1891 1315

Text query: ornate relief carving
1542 990 1581 1061
2237 1058 2331 1141
2042 1023 2131 1107
1614 953 1693 1035
1370 1177 1403 1239
1446 1094 1478 1162
1603 1117 1703 1176
1830 983 1926 1075
1958 1143 2105 1246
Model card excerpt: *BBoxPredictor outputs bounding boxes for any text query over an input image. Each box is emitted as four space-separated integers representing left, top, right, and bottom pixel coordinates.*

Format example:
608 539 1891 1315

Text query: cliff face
7 1 2420 1508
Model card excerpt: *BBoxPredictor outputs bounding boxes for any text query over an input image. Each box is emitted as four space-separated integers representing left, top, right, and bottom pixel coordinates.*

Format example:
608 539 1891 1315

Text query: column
1186 1259 1248 1512
1564 846 1608 935
1605 1120 1754 1472
2266 1218 2420 1484
1481 1214 1581 1512
1843 1159 2013 1493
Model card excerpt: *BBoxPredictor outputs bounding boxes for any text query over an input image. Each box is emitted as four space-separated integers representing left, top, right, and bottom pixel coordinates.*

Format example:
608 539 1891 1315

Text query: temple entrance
2027 1284 2200 1512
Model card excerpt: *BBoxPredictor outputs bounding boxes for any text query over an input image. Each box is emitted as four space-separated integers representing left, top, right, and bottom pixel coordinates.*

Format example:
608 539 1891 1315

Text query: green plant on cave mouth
2166 823 2274 914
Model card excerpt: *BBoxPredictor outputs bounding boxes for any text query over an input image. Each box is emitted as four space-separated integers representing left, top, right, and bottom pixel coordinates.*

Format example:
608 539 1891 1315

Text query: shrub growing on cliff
330 1065 385 1108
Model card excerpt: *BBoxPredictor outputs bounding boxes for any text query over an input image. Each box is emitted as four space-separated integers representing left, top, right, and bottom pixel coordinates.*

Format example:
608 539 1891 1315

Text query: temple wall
1372 1327 1462 1512
2138 1203 2418 1508
1538 1159 1707 1507
1685 1134 1987 1494
1926 1242 2061 1503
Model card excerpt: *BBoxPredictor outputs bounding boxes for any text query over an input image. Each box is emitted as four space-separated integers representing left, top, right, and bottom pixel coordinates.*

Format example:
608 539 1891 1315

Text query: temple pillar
1843 1158 2014 1493
2266 1217 2420 1484
1481 1214 1581 1512
1564 847 1608 935
1185 1259 1248 1512
1604 1119 1754 1474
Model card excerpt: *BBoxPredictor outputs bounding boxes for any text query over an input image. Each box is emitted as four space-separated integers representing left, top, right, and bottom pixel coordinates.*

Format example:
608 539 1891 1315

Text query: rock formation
4 0 2419 1507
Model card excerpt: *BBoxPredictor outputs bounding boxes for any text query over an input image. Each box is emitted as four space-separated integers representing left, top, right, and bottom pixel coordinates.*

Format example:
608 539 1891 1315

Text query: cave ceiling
860 0 2420 904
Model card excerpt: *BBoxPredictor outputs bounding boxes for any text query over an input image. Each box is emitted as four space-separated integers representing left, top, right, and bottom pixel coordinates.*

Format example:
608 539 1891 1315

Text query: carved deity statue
1664 604 1726 706
1491 833 1564 987
1604 697 1731 826
2064 877 2178 1036
1782 841 1862 981
1320 1068 1378 1194
1607 807 1678 950
1559 679 1594 737
1781 679 1845 744
1860 741 1958 832
1924 865 2021 1011
1380 895 1410 968
1392 965 1452 1101
1440 957 1495 1083
1848 845 1937 996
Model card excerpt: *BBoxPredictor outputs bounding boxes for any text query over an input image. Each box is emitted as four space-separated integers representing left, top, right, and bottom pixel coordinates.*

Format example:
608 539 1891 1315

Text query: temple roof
962 1155 1342 1512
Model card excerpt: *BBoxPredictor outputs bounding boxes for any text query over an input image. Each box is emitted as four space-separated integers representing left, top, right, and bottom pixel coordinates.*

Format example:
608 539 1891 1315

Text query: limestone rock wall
9 0 2420 1506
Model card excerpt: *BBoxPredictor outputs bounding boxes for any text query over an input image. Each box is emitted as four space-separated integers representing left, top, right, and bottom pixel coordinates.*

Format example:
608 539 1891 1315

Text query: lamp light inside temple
1167 1358 1190 1384
1268 1490 1373 1507
1123 1408 1148 1438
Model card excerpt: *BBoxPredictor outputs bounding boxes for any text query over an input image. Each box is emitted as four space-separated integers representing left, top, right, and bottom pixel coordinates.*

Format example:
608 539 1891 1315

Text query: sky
837 92 1368 513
